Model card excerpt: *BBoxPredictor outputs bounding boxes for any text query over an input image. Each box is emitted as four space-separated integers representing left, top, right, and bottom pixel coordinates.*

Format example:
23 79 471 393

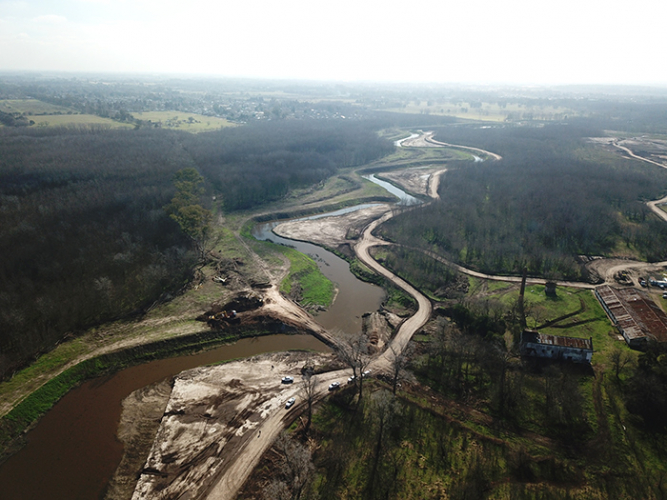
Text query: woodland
5 78 667 498
0 119 393 378
378 121 667 280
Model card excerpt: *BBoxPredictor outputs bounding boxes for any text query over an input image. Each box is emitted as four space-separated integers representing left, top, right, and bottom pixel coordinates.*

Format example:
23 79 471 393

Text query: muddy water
0 334 328 500
1 173 420 499
363 174 421 206
254 214 386 334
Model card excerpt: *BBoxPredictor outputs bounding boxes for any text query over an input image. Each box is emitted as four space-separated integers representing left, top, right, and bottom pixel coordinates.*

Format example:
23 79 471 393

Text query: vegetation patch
131 111 235 132
0 99 74 115
31 114 132 128
0 328 274 462
370 246 464 300
305 386 645 499
280 247 335 308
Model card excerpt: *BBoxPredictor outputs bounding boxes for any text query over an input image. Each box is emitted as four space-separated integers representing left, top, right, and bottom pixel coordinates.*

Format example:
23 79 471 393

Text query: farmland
131 111 235 132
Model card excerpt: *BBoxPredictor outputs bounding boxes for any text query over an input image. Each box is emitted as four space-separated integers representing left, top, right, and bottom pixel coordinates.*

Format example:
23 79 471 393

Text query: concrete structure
520 330 593 363
595 285 667 348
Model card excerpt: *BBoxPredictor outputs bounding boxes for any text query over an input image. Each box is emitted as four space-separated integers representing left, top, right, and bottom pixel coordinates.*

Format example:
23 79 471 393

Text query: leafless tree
263 480 290 500
335 333 372 398
264 431 314 500
388 343 412 394
300 371 318 433
366 390 399 495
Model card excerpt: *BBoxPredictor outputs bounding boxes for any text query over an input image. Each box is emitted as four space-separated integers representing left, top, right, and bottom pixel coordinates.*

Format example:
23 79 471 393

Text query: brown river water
0 335 328 500
1 181 406 499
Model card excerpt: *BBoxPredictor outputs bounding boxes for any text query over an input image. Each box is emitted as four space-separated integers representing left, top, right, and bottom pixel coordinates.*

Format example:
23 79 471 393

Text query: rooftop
522 331 593 350
596 285 667 343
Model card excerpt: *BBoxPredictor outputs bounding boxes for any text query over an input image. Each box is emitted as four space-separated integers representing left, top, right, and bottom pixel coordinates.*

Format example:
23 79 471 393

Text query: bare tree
335 333 371 398
300 371 318 433
265 432 314 500
263 480 290 500
366 390 399 496
388 343 412 394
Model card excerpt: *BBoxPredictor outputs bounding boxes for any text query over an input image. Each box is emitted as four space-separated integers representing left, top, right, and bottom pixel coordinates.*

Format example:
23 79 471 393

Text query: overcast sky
1 0 666 86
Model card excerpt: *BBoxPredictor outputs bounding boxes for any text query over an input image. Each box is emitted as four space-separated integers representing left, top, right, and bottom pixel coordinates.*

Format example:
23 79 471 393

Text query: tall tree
335 333 371 399
300 371 318 433
164 168 212 260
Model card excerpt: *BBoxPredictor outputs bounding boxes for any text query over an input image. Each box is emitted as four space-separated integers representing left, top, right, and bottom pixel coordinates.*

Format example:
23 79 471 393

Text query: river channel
0 173 421 499
0 335 328 500
253 204 387 335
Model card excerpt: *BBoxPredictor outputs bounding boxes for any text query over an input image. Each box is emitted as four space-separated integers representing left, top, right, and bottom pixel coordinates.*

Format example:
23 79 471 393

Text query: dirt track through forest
141 132 667 499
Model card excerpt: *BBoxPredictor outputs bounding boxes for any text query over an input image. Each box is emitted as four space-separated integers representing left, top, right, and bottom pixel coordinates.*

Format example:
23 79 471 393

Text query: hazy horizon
2 0 666 87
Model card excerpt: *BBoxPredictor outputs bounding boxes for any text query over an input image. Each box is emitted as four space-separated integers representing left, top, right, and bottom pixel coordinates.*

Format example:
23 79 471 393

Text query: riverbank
0 324 301 464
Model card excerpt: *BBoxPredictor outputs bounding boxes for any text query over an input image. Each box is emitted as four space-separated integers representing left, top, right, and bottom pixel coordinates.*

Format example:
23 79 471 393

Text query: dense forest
378 123 667 280
187 120 394 210
0 119 393 378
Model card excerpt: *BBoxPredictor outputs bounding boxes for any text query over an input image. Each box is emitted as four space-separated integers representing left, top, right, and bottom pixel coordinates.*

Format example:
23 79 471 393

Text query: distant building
520 331 593 363
595 285 667 348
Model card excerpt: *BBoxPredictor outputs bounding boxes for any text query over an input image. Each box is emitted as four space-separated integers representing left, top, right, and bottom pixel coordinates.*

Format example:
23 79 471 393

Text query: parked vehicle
285 397 296 409
281 376 294 384
362 370 371 378
328 382 340 391
347 375 355 384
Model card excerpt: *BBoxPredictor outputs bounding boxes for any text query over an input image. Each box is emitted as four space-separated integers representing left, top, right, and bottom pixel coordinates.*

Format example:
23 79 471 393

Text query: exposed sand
273 204 390 249
131 352 338 500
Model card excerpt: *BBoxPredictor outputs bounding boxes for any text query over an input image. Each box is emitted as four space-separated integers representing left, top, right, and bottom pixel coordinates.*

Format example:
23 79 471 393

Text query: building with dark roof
520 331 593 363
595 285 667 348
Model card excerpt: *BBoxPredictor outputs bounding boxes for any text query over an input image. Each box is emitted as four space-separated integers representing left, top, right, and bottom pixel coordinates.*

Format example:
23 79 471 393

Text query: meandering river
0 174 419 499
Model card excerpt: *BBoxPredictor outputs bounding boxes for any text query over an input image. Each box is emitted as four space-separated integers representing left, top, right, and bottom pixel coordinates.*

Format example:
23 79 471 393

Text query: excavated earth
272 204 390 250
130 352 331 500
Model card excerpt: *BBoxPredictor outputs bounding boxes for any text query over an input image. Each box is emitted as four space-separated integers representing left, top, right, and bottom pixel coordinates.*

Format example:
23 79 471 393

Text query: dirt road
138 134 667 499
610 140 667 222
203 170 445 500
423 131 503 160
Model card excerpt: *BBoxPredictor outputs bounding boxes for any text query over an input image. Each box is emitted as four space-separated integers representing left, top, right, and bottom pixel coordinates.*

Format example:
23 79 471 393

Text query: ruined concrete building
520 331 593 363
595 285 667 348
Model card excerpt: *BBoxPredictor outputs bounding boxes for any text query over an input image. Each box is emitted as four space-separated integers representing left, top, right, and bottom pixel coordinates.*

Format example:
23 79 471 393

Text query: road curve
423 131 503 161
354 214 433 369
205 169 444 499
612 141 667 222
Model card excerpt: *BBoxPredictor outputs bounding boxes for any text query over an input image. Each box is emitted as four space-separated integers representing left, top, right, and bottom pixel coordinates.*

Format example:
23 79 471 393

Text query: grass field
280 247 335 308
131 111 235 132
31 114 133 128
0 99 73 115
382 100 578 123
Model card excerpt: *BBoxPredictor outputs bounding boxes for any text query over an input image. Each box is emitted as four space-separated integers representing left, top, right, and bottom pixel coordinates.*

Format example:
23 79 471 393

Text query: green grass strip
280 247 334 307
0 328 275 458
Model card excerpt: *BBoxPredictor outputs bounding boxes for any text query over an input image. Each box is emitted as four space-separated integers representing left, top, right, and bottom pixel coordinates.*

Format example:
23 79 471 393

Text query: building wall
521 342 593 363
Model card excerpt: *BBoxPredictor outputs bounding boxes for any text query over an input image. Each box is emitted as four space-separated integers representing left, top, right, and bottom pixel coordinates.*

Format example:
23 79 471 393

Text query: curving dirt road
162 134 667 500
203 167 444 500
612 140 667 222
423 131 503 161
353 215 433 367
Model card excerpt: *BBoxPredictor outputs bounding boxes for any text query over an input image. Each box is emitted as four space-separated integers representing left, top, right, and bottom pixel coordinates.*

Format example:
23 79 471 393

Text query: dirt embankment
105 380 172 500
273 204 390 251
130 352 334 500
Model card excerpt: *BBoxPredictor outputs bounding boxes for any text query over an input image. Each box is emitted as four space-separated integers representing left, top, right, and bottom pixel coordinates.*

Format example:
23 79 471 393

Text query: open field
131 111 235 132
32 114 132 128
382 100 578 122
0 99 73 115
